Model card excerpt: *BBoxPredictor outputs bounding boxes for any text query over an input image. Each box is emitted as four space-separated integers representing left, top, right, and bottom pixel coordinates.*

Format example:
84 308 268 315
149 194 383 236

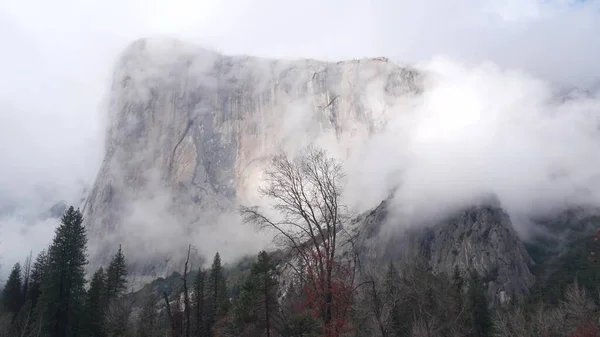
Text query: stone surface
354 196 536 306
84 38 538 303
83 38 421 265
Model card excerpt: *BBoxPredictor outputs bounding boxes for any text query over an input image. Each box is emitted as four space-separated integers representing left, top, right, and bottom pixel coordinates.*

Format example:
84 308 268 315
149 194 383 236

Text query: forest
1 147 600 337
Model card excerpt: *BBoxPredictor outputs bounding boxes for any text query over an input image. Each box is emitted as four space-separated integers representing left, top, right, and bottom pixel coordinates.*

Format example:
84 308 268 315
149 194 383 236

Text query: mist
343 58 600 238
1 0 599 278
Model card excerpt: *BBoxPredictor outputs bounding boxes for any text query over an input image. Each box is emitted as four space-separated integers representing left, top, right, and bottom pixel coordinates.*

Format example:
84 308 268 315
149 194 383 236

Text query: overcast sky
0 0 599 275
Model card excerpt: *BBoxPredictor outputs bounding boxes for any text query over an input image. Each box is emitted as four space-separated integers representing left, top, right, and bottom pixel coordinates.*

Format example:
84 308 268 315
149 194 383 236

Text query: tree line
0 206 128 337
2 146 600 337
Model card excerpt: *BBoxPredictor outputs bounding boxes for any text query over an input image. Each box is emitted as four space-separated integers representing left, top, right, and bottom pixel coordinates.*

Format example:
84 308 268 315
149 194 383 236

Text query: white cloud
344 57 600 236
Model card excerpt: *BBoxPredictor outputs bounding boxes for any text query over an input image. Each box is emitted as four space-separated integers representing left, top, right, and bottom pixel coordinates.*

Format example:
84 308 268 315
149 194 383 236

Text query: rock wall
354 196 535 306
84 39 541 303
83 38 421 265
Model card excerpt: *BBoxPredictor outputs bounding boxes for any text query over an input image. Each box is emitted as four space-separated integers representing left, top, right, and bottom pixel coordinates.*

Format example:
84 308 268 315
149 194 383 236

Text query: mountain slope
354 196 535 306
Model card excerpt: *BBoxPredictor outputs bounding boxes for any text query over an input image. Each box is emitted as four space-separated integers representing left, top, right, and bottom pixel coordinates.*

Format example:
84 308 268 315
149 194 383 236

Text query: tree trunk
264 273 271 337
183 245 192 337
164 291 178 337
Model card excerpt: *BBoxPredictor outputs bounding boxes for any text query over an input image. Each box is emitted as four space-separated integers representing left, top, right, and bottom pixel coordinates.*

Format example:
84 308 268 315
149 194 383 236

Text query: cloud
0 0 599 276
343 57 600 237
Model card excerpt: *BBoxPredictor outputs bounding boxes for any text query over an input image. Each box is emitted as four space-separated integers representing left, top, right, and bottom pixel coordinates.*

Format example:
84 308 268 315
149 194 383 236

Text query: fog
1 0 599 278
344 58 600 237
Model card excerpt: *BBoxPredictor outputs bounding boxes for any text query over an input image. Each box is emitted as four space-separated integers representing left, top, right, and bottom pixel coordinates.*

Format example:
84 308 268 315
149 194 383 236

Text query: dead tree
164 291 179 337
182 245 192 337
240 146 356 336
21 252 32 304
104 297 136 337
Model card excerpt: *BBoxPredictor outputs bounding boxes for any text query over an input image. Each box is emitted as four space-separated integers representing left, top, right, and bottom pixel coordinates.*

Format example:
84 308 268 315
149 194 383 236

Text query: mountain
84 39 553 304
82 38 422 266
353 196 535 306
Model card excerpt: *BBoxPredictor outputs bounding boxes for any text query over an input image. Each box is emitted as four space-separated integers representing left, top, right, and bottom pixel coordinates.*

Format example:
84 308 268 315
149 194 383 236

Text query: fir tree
39 206 88 337
19 249 50 337
193 268 206 337
26 249 49 309
206 252 228 336
21 252 32 308
105 245 128 300
2 262 23 313
84 267 107 337
232 251 279 337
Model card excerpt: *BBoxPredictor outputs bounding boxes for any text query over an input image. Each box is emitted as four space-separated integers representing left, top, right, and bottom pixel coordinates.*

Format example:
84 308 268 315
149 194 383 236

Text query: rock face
84 38 537 303
83 38 421 264
354 197 535 306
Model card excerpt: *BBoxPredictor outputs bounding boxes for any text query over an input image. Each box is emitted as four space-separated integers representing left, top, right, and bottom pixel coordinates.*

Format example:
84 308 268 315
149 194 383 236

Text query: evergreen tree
2 262 23 313
468 271 491 337
193 268 206 337
27 249 49 308
39 206 88 337
105 245 128 301
19 249 50 337
21 253 32 308
232 251 279 337
206 252 228 336
84 267 107 337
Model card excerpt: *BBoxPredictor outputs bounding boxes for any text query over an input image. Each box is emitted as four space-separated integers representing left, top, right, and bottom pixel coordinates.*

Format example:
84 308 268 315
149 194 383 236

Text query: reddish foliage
300 252 354 337
570 322 600 337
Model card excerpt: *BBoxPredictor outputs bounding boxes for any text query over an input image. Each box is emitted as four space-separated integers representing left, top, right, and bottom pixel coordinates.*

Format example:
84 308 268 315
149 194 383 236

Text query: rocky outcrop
83 38 422 265
354 196 536 307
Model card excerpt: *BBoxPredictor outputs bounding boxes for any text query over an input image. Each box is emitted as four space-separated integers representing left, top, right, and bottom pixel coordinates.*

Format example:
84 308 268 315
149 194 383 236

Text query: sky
0 0 599 277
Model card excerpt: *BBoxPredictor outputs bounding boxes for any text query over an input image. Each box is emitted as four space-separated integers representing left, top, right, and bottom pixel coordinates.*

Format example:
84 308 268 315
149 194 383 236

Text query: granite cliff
83 38 421 265
83 38 536 301
353 196 535 306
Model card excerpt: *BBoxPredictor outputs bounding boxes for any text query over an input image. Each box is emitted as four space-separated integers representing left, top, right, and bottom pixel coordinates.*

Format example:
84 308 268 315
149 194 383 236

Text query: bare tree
164 291 179 337
136 288 162 337
561 282 597 332
182 244 192 337
240 146 355 335
21 252 32 305
104 297 136 337
492 281 599 337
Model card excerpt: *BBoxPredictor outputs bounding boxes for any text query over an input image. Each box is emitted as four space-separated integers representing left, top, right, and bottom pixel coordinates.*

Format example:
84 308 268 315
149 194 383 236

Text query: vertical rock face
355 197 535 306
83 38 422 264
84 38 538 302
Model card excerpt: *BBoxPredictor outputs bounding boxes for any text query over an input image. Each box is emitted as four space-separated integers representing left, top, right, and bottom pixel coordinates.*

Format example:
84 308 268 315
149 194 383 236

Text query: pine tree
193 269 206 337
20 249 50 337
206 252 228 336
39 206 88 337
21 253 32 308
2 262 23 313
84 267 107 337
27 249 49 308
232 251 279 337
105 245 128 301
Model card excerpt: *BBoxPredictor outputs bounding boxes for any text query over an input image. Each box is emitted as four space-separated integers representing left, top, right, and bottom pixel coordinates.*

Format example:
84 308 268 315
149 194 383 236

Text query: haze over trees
1 146 600 337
